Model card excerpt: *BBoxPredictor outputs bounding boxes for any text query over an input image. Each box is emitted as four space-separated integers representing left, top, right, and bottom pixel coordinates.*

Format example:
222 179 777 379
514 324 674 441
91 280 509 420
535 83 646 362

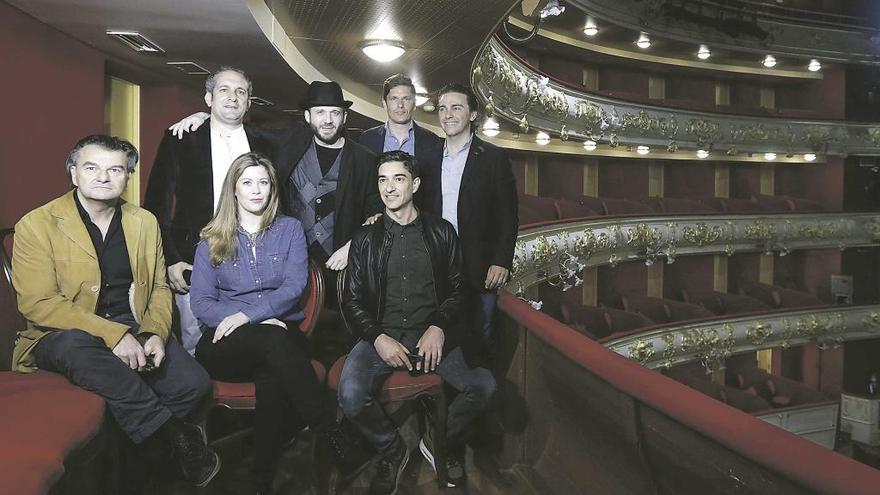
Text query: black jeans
32 314 212 444
195 322 330 488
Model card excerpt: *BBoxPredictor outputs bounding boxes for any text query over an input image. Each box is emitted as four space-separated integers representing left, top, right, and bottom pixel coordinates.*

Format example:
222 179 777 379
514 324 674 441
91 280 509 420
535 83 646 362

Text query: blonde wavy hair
200 152 280 265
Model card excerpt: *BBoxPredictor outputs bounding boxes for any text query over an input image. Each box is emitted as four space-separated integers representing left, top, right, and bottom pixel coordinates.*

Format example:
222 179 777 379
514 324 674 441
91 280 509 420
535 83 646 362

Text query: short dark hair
65 135 138 177
377 150 420 179
382 74 416 101
438 83 480 114
205 66 253 96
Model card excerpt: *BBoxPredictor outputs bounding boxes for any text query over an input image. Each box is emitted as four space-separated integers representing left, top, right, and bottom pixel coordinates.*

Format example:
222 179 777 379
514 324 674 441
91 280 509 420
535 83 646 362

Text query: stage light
583 17 598 37
697 44 711 60
482 117 500 137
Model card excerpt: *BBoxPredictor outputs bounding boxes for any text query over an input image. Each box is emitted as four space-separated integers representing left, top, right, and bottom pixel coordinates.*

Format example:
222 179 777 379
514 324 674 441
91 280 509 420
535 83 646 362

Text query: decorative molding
509 212 880 293
605 305 880 371
472 38 880 157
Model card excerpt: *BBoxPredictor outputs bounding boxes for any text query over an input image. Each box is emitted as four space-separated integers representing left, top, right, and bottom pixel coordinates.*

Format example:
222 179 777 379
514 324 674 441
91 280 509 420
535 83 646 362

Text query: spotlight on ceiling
482 117 500 137
807 59 822 72
360 40 406 62
762 54 777 68
535 131 551 145
583 17 598 37
803 153 817 162
422 100 435 112
764 152 777 161
414 84 428 106
696 149 709 159
539 0 565 18
697 44 711 60
583 139 597 151
636 145 650 155
636 33 651 49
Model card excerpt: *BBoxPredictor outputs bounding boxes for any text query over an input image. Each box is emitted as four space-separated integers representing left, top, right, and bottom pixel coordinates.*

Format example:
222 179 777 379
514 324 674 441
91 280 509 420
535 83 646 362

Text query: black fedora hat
300 81 353 109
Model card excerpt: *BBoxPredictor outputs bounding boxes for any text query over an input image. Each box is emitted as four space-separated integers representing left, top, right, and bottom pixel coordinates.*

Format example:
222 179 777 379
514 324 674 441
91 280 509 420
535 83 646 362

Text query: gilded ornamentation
659 333 677 369
746 321 772 345
799 223 838 239
531 235 558 267
628 339 655 364
683 223 723 247
863 312 880 331
863 218 880 239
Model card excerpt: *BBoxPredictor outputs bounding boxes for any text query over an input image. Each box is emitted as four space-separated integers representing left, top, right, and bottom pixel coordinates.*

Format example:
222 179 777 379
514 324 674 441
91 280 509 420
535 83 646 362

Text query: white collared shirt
441 136 473 233
210 121 250 212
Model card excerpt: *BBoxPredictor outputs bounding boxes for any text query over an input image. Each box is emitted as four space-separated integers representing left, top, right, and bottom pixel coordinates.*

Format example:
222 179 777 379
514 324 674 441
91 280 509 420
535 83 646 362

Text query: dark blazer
343 212 465 353
359 121 442 213
432 135 518 291
270 123 382 252
143 124 274 266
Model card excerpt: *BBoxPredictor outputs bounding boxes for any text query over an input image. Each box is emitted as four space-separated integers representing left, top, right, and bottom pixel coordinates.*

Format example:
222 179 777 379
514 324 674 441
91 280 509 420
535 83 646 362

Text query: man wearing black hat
168 81 380 288
273 81 381 274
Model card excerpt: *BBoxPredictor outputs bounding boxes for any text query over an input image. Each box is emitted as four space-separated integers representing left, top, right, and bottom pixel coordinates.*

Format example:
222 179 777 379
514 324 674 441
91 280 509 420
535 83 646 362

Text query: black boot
161 417 221 487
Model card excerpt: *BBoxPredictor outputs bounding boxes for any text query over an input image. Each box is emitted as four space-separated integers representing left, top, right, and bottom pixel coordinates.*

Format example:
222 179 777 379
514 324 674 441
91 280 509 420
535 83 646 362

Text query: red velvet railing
496 291 880 494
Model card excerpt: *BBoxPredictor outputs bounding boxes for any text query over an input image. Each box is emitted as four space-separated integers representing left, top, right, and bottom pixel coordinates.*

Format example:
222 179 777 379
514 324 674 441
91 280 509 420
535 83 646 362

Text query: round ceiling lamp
482 117 500 137
583 140 597 151
361 40 406 62
636 33 651 49
636 145 650 155
803 153 817 162
807 59 822 72
764 152 777 161
697 44 711 60
762 54 777 68
696 149 709 159
535 131 550 145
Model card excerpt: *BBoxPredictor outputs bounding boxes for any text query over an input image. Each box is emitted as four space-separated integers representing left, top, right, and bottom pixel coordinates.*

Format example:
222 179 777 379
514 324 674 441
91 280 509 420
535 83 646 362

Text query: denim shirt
190 216 308 328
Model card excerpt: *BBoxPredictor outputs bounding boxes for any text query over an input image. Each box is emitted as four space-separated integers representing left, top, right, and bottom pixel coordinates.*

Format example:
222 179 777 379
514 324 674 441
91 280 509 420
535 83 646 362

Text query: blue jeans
33 314 211 444
338 337 496 451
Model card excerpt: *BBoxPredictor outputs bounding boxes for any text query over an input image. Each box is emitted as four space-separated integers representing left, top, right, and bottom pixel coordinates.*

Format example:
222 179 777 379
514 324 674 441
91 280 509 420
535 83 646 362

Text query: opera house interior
5 0 880 493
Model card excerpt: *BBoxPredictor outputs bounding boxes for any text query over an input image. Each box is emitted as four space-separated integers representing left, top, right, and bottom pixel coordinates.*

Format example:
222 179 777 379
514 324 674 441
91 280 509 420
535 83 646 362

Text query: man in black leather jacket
339 151 496 494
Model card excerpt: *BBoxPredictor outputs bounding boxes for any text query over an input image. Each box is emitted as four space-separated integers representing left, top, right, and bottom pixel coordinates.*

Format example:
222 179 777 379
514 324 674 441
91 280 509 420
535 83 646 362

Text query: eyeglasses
76 164 129 177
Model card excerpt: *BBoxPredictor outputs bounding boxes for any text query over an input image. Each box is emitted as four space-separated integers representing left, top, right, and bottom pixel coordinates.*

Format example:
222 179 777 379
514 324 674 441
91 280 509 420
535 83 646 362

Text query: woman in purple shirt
190 152 333 494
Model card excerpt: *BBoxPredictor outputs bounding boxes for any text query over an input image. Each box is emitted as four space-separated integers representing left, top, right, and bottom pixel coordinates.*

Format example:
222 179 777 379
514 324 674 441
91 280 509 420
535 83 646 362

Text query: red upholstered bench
0 371 106 495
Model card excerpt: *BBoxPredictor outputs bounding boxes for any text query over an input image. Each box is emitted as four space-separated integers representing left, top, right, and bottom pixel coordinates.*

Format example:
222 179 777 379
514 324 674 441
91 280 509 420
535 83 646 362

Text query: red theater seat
518 194 559 224
681 289 772 316
554 198 600 220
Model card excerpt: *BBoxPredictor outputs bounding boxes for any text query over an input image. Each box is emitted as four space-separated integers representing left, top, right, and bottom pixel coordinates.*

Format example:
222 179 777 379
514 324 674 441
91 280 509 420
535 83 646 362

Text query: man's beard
310 122 343 145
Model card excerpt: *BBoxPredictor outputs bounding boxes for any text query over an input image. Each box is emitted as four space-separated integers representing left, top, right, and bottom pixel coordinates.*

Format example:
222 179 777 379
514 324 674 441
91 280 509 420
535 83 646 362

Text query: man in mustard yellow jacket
12 135 220 487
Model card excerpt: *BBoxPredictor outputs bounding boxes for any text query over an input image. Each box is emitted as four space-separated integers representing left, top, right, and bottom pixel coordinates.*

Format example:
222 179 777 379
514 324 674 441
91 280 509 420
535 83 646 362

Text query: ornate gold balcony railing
472 38 880 156
567 0 880 65
603 305 880 371
509 212 880 293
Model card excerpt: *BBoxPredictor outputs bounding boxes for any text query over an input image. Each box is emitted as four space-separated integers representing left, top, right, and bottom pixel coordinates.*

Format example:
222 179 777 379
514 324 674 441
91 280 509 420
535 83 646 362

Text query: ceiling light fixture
764 152 777 161
583 17 598 37
360 40 406 62
697 44 711 60
804 153 817 162
636 33 651 49
696 149 709 159
762 54 777 68
535 132 551 145
636 145 650 155
583 140 597 151
539 0 566 18
106 30 165 54
482 117 500 137
807 59 822 72
414 84 428 106
422 100 435 112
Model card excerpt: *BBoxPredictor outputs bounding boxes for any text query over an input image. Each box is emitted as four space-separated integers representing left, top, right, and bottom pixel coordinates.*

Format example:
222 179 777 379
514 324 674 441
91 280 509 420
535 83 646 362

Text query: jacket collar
50 190 142 266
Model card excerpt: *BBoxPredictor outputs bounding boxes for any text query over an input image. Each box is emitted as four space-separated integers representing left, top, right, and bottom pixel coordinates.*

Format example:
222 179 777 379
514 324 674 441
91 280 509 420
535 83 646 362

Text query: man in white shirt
144 66 274 355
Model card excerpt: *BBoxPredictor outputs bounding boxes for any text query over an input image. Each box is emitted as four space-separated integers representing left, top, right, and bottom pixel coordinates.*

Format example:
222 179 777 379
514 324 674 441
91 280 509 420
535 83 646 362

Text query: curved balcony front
510 211 880 292
472 37 880 157
567 0 880 65
603 304 880 370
